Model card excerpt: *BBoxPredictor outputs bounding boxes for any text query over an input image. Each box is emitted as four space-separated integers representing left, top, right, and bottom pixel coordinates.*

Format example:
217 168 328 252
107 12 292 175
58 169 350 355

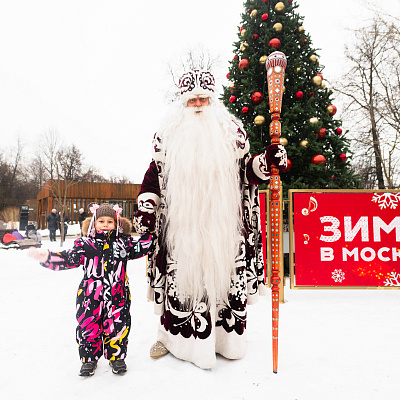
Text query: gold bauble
327 105 334 114
296 67 301 72
241 29 246 37
280 137 288 146
230 82 235 88
250 9 258 18
309 54 318 62
321 82 326 89
254 115 266 125
312 76 322 86
300 140 308 148
273 23 283 32
259 55 268 64
275 2 285 12
298 26 304 33
309 117 319 124
240 42 249 51
283 85 286 93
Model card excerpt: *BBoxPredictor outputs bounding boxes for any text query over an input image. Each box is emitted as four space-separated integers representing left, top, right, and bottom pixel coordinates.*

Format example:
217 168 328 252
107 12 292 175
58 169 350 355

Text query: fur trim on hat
81 216 132 236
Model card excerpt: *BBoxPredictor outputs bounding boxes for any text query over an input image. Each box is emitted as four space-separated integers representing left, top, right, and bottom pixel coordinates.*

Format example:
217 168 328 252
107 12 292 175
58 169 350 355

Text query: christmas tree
222 0 360 193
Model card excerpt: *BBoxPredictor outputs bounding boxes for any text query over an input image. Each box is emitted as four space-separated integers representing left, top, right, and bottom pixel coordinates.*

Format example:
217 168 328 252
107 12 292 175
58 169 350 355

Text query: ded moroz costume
133 70 287 369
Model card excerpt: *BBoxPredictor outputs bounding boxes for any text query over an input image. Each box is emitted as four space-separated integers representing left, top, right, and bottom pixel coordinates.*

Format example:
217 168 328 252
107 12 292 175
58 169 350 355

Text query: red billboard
293 192 400 287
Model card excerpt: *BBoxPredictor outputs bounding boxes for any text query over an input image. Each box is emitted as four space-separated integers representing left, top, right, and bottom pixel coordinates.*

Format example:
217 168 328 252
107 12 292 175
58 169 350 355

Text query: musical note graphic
301 196 318 216
303 234 310 244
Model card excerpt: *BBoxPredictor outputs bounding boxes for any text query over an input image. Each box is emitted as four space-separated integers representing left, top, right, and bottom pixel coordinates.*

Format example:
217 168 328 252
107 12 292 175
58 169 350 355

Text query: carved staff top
266 51 287 116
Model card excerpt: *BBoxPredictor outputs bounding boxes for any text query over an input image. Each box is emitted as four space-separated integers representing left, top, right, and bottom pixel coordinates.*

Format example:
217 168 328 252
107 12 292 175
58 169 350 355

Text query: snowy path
1 235 399 400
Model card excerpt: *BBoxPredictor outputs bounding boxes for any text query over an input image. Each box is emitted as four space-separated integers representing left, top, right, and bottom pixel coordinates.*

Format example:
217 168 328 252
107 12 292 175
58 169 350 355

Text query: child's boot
79 360 97 376
109 359 127 375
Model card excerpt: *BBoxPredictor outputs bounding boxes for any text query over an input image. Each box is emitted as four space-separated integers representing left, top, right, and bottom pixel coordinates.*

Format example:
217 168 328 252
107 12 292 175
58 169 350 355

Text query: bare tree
40 129 60 180
335 18 400 189
0 138 33 212
57 144 83 181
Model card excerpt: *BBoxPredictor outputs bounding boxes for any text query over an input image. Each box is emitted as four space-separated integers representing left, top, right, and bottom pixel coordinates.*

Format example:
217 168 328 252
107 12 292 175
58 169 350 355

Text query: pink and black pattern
41 230 153 362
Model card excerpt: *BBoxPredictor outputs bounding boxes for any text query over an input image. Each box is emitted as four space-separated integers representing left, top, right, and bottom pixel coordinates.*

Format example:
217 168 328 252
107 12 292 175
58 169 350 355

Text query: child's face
95 216 116 232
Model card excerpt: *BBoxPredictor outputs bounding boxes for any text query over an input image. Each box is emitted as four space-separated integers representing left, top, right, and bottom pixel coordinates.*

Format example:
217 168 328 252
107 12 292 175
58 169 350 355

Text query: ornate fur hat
179 70 216 103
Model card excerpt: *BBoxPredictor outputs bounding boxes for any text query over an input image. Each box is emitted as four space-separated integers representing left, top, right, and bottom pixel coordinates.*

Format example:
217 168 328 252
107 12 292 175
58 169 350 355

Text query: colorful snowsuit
41 230 153 362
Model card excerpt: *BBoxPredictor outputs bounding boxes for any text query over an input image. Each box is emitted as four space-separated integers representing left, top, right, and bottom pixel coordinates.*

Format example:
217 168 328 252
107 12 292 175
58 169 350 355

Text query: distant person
78 208 88 236
25 224 42 244
45 209 59 242
28 203 154 376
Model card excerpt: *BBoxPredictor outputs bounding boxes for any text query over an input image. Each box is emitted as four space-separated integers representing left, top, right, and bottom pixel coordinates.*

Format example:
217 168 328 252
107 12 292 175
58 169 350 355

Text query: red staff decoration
266 51 287 374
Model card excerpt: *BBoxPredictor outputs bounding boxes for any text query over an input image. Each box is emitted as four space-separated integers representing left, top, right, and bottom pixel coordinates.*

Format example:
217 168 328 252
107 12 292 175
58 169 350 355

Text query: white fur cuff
252 153 272 181
137 192 161 213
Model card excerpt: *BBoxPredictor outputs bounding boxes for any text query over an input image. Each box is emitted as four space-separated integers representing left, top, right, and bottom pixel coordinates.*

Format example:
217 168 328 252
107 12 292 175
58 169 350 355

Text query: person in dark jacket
45 209 59 242
29 203 154 377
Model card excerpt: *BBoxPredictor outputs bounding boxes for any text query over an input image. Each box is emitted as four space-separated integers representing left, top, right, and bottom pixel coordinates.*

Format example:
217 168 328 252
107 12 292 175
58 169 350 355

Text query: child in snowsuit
28 203 154 377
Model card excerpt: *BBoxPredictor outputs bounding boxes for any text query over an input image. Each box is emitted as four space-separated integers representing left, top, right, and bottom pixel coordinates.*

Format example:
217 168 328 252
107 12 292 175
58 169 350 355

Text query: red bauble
239 59 249 71
269 38 281 49
328 104 337 116
335 128 343 135
288 0 293 3
317 127 327 139
283 158 292 172
254 34 259 39
309 91 314 97
229 96 236 103
311 155 326 166
339 153 347 161
226 73 230 79
240 27 244 32
317 73 323 81
242 106 249 114
295 91 303 99
262 0 269 2
234 55 238 60
302 39 307 45
262 13 269 21
251 91 264 105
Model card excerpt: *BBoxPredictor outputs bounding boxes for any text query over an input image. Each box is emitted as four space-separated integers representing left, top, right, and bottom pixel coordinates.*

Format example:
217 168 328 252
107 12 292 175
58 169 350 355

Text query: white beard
162 105 243 305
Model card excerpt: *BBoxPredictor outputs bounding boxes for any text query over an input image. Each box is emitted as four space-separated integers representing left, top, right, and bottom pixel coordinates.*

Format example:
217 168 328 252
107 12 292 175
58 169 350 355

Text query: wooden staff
265 51 287 374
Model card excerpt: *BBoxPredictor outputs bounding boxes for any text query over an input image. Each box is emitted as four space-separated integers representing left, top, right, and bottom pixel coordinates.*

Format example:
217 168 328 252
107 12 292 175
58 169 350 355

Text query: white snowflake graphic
383 272 400 287
332 269 346 283
371 193 400 210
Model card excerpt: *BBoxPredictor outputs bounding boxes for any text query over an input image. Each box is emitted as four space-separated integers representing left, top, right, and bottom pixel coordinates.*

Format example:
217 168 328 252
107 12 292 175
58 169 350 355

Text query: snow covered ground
1 226 399 400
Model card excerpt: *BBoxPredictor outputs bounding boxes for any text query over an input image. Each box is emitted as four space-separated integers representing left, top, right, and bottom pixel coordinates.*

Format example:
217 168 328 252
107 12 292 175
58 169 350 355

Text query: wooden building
36 180 141 229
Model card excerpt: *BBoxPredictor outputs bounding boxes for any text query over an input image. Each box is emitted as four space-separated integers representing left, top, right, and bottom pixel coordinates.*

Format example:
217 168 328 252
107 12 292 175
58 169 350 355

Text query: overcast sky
1 0 399 183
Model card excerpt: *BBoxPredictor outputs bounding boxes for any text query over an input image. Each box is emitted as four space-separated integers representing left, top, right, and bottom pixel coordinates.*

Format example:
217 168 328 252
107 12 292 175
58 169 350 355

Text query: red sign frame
291 191 400 288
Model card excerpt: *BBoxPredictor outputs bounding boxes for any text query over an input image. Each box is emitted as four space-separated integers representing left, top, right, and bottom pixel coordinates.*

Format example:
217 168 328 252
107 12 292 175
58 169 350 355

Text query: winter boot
150 341 169 359
109 359 127 375
79 360 97 377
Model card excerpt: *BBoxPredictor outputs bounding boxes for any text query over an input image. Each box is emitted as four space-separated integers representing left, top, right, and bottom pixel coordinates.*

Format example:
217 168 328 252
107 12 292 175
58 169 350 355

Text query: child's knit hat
96 203 116 220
